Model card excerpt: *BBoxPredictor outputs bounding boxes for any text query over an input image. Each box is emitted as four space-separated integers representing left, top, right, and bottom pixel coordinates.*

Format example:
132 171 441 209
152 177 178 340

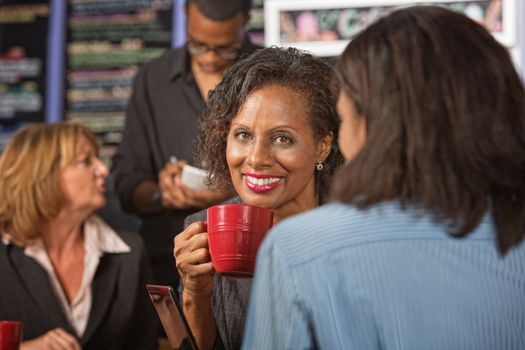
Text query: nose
95 158 109 178
246 138 273 169
200 50 222 64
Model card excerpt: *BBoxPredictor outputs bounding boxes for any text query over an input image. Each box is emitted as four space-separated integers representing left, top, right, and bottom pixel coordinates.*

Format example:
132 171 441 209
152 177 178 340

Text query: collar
169 46 191 82
82 215 130 255
1 216 130 256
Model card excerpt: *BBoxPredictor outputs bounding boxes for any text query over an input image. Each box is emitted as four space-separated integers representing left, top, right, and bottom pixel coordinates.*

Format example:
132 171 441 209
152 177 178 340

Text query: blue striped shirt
243 202 525 349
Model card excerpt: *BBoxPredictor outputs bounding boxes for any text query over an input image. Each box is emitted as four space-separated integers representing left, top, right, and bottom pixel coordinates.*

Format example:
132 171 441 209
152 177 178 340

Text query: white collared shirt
17 216 130 337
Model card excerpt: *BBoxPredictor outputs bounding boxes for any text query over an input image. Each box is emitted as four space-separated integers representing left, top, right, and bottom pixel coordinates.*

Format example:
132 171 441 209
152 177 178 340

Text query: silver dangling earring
316 162 324 171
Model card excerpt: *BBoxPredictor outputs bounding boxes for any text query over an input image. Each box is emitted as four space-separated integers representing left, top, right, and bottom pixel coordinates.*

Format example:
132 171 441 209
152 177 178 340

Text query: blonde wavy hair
0 123 98 245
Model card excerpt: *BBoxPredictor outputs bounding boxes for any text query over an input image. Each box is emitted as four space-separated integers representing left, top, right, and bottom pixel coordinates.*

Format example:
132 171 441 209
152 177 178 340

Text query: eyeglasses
187 40 241 60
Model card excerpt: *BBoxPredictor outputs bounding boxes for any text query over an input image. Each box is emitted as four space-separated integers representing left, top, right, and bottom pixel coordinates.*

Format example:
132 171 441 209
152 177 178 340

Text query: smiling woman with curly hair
173 46 344 350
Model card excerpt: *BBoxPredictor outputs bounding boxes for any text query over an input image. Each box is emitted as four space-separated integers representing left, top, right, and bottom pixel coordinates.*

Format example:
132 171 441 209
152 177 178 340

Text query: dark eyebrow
230 122 299 135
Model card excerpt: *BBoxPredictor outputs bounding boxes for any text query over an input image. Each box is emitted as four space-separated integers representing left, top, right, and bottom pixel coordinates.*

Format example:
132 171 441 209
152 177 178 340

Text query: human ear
316 132 333 164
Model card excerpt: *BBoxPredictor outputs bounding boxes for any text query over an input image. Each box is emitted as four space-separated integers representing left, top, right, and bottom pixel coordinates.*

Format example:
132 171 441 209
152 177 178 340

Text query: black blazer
0 230 158 350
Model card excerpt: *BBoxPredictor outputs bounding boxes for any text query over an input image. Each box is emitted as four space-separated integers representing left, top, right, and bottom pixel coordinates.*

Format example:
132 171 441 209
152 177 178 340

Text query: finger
175 238 208 263
176 178 212 204
163 161 184 174
186 231 209 252
174 223 207 256
182 222 207 239
174 236 208 266
46 331 67 350
175 159 188 168
172 177 208 209
173 177 195 198
159 171 176 191
168 181 192 208
45 329 63 350
177 261 213 282
54 328 81 348
161 188 178 207
180 247 211 266
184 261 215 277
163 184 195 209
173 175 192 193
159 163 185 191
163 160 187 183
50 329 80 350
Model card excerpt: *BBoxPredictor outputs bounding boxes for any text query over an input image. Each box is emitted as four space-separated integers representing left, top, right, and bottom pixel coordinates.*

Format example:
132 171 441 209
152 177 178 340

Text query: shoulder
184 209 207 228
0 238 18 267
115 229 145 253
142 47 183 70
135 47 184 81
261 201 468 265
87 216 146 256
269 201 402 240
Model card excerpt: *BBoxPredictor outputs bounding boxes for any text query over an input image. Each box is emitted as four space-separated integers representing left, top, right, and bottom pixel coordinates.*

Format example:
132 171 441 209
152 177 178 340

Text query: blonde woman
0 123 157 350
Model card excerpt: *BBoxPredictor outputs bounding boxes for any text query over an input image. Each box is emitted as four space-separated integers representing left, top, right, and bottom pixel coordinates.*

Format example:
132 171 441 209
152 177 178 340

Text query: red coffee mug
207 204 273 278
0 321 22 350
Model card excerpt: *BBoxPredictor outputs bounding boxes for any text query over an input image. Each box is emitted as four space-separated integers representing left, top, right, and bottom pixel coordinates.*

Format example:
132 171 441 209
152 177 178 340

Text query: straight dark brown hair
331 6 525 254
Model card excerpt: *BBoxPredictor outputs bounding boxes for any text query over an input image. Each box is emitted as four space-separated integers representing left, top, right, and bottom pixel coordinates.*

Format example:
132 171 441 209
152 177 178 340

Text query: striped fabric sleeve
242 229 314 350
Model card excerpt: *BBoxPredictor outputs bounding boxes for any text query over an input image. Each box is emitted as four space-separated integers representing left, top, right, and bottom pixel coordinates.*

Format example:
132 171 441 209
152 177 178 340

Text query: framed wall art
264 0 518 57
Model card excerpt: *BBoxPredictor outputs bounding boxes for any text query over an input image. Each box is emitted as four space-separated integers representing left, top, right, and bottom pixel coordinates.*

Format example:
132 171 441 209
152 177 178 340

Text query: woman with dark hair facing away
0 123 157 350
244 6 525 350
173 47 344 350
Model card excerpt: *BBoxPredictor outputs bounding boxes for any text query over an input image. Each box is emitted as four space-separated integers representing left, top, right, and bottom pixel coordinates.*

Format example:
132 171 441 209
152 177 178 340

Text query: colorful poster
248 0 265 46
65 0 174 165
266 0 517 57
0 0 49 150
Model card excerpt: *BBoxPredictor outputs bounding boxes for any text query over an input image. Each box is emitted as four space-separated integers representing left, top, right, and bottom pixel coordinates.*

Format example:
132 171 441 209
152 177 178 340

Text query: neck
191 61 225 101
41 210 86 257
272 195 319 225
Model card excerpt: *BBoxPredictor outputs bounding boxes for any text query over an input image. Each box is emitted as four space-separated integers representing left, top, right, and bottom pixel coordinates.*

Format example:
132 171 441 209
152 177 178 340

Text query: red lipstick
243 174 282 193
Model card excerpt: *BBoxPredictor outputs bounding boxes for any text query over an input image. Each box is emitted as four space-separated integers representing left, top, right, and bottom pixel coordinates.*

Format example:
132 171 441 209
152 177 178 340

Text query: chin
93 199 107 210
239 193 277 210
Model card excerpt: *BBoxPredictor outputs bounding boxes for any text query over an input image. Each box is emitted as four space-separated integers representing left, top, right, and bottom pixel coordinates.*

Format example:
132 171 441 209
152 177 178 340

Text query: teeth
246 176 280 186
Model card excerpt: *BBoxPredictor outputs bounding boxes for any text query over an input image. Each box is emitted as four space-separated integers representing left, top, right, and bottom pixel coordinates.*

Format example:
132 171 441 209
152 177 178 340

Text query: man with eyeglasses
112 0 259 295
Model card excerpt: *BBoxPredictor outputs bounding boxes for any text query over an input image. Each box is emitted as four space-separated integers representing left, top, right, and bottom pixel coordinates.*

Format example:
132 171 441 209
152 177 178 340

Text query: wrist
183 286 213 301
182 287 216 350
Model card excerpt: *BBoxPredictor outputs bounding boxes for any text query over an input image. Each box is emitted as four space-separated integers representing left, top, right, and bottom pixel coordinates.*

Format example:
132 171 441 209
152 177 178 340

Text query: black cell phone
146 284 198 350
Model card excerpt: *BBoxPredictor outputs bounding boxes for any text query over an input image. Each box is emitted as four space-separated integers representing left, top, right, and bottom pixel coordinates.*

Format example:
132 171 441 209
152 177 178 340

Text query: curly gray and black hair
197 47 344 203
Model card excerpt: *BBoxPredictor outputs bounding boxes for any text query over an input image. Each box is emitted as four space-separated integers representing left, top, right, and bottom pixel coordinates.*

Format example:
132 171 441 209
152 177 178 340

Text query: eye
233 129 252 141
81 157 93 166
188 39 207 49
273 134 294 145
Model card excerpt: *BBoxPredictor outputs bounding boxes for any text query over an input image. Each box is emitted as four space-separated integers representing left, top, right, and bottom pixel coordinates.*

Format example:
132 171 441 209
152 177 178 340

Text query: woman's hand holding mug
174 222 215 297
